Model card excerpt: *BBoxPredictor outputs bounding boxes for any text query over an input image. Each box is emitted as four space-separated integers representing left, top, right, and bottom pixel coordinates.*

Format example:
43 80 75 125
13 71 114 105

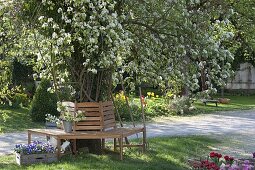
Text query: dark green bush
30 79 58 122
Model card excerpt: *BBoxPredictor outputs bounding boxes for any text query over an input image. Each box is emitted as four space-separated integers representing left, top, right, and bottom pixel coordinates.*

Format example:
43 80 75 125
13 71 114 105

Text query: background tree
121 0 235 96
228 0 255 68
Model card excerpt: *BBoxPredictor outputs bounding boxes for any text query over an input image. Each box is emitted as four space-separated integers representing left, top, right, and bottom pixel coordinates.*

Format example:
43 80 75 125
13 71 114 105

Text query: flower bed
189 152 254 170
14 141 57 165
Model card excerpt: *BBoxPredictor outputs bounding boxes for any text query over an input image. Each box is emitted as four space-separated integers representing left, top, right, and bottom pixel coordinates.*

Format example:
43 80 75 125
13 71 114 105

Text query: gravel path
1 109 255 157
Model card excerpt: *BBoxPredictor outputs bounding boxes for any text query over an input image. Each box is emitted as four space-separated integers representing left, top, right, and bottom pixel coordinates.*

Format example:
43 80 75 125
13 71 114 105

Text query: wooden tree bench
28 101 146 160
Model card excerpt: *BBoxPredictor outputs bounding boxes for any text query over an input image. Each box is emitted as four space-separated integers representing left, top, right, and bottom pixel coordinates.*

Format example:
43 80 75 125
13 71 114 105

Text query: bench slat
76 102 100 107
76 121 102 126
104 114 115 121
75 126 103 130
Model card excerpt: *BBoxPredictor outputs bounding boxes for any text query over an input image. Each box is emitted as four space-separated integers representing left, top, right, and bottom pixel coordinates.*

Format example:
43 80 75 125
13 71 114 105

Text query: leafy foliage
168 96 194 115
14 0 237 98
114 91 141 121
1 0 255 101
30 79 58 122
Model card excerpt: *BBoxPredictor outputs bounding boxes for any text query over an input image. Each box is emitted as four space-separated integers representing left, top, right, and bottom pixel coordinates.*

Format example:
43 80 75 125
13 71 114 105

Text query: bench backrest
74 102 104 131
101 101 116 130
62 101 116 131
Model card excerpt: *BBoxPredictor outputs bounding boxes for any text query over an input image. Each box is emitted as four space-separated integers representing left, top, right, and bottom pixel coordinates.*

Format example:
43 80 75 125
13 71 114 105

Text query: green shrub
30 79 58 122
12 92 30 108
145 101 170 117
0 85 29 108
114 91 141 121
168 96 194 115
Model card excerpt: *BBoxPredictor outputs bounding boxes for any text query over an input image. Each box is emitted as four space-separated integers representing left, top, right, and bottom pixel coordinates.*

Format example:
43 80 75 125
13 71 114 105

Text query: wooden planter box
16 153 57 165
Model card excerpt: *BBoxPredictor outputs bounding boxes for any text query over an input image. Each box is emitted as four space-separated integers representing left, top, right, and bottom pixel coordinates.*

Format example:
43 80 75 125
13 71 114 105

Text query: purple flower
14 141 55 155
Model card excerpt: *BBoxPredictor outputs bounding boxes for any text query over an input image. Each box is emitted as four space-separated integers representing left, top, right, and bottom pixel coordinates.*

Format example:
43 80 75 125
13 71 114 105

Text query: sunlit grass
0 106 43 133
193 95 255 114
0 136 218 170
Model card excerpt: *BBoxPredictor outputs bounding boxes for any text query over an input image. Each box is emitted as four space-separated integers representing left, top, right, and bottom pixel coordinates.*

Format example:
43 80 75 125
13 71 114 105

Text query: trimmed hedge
30 79 58 122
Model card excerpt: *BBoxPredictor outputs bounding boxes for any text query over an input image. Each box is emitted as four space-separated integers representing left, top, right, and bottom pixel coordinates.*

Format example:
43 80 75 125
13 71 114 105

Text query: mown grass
0 136 218 170
0 106 43 133
193 95 255 114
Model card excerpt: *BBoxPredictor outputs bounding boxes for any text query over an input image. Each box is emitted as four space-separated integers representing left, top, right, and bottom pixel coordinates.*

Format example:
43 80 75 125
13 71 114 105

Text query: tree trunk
201 68 207 92
70 67 112 154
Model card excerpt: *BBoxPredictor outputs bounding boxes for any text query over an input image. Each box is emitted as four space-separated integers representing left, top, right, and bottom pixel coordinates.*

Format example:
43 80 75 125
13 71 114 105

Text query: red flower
210 152 216 158
217 153 222 158
229 157 234 161
224 155 230 161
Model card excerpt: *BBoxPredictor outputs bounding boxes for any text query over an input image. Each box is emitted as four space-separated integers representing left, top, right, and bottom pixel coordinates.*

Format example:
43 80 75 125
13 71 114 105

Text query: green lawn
193 95 255 114
1 95 255 133
0 106 43 133
0 136 218 170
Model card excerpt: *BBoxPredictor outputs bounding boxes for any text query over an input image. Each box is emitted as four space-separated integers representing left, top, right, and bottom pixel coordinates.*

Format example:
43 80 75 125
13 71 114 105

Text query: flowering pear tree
10 0 238 100
21 0 132 102
121 0 235 96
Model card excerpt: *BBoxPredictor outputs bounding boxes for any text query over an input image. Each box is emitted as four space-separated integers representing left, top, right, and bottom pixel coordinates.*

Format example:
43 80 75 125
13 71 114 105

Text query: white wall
226 63 255 90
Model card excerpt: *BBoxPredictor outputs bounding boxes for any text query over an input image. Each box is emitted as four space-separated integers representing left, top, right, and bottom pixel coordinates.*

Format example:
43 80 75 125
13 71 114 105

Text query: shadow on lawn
0 136 219 170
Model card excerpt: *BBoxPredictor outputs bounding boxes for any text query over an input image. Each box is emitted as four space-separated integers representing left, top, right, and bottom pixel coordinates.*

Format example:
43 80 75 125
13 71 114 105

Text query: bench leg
216 102 218 107
114 138 117 152
102 139 105 150
28 132 31 144
142 130 146 153
73 139 77 155
119 137 123 160
57 138 61 160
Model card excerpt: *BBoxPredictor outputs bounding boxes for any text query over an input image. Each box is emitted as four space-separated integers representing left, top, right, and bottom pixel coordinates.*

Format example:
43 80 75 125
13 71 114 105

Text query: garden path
1 109 255 157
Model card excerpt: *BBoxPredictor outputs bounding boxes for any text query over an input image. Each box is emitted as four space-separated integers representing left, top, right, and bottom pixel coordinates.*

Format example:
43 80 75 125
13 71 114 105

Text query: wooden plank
77 102 100 107
104 119 115 125
76 121 102 126
75 126 103 130
102 101 113 107
103 110 114 116
104 115 115 121
83 117 102 121
104 120 115 126
84 112 101 117
77 107 100 112
102 105 114 112
104 123 116 129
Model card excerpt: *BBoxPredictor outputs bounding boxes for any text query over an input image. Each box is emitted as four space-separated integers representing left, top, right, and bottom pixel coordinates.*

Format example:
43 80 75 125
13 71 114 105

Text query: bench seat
27 101 146 160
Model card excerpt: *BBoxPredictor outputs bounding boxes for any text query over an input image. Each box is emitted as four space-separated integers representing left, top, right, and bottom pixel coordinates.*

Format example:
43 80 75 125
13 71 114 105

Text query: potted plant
45 114 59 128
14 141 57 165
57 102 85 133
